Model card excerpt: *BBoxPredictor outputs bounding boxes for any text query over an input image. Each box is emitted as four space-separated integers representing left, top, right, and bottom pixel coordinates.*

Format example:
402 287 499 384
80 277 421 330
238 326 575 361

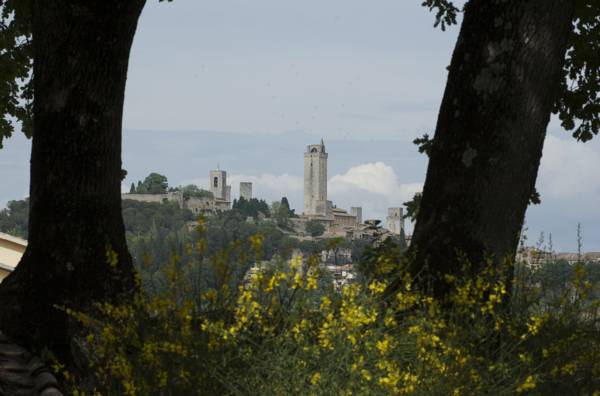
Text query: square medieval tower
303 139 328 216
210 169 227 200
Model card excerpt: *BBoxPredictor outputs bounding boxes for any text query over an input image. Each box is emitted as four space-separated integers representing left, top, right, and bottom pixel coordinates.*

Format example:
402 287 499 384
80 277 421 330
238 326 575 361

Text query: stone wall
121 191 183 207
225 185 231 203
350 207 363 224
184 197 215 214
333 213 357 228
315 199 333 218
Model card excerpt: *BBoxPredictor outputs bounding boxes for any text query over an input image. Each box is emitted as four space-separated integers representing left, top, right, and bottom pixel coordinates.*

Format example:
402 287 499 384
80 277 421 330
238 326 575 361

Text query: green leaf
0 0 33 147
421 0 460 31
413 133 433 156
554 0 600 142
529 188 541 205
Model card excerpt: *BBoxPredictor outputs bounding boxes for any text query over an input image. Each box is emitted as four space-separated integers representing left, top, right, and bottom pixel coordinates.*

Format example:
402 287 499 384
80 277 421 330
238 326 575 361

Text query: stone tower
350 207 363 225
225 185 231 203
240 182 253 200
304 139 328 216
386 207 405 235
210 169 227 200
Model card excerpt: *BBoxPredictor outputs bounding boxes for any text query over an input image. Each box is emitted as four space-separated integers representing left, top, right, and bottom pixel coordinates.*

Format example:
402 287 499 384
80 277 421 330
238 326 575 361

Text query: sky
1 0 600 252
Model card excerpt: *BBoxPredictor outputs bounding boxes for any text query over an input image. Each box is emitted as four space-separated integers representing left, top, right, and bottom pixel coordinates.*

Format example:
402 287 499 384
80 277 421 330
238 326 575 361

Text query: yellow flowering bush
62 220 599 395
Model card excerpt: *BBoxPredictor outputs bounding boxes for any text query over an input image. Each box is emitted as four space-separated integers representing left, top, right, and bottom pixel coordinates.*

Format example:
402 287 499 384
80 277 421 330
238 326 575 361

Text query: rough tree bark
0 0 146 364
408 0 574 299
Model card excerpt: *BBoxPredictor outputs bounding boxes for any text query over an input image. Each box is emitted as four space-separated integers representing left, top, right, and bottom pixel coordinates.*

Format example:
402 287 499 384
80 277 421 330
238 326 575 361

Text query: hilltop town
121 140 409 243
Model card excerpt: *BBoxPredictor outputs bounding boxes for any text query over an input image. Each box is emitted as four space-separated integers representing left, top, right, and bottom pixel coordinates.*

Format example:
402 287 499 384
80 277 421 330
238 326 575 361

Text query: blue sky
1 0 600 251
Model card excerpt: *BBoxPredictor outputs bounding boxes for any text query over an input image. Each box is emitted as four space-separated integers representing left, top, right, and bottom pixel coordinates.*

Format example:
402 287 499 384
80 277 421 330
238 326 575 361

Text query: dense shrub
0 198 29 238
61 223 599 395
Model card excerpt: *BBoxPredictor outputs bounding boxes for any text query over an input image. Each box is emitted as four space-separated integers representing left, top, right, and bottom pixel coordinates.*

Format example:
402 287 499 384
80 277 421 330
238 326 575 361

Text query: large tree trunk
0 0 145 364
408 0 574 299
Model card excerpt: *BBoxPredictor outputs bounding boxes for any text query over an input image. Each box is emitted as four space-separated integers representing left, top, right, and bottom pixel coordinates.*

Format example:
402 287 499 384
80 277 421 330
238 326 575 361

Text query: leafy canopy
0 198 28 238
133 173 169 194
403 193 422 223
305 219 326 237
422 0 600 142
0 0 33 147
180 184 213 200
232 197 270 219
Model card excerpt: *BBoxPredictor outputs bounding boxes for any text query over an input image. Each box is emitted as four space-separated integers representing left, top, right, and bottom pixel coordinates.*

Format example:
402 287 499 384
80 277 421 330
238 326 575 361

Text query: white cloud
538 134 600 200
524 133 600 251
328 162 422 231
329 162 421 203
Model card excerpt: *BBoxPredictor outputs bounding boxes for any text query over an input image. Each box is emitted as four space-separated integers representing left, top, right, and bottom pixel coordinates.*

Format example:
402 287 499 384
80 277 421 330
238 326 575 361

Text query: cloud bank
329 162 421 202
537 134 600 202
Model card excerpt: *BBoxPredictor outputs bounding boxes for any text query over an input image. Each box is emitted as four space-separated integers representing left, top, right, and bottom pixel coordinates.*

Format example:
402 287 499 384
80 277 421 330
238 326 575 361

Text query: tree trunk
408 0 574 299
0 0 146 364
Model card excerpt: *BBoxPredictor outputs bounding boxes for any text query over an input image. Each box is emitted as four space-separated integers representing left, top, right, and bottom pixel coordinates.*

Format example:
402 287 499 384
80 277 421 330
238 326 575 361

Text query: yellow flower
320 296 332 310
202 288 218 304
310 372 321 385
516 375 536 393
347 334 357 345
106 247 119 268
306 269 318 290
368 280 387 294
292 273 303 289
526 315 545 336
249 234 264 253
265 272 286 292
518 352 532 363
376 337 390 355
384 313 397 328
561 363 576 376
360 369 372 381
290 255 303 272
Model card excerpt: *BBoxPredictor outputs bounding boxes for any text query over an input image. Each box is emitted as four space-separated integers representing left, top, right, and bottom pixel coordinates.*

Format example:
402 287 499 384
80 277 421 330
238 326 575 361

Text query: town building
210 169 232 210
122 169 232 212
350 207 363 225
240 182 253 200
386 207 405 235
301 140 362 234
0 232 27 283
303 139 331 217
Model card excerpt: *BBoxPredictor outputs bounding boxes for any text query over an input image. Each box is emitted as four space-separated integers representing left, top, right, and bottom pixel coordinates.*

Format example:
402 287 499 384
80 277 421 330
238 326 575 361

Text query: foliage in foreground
61 222 600 395
0 198 29 238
